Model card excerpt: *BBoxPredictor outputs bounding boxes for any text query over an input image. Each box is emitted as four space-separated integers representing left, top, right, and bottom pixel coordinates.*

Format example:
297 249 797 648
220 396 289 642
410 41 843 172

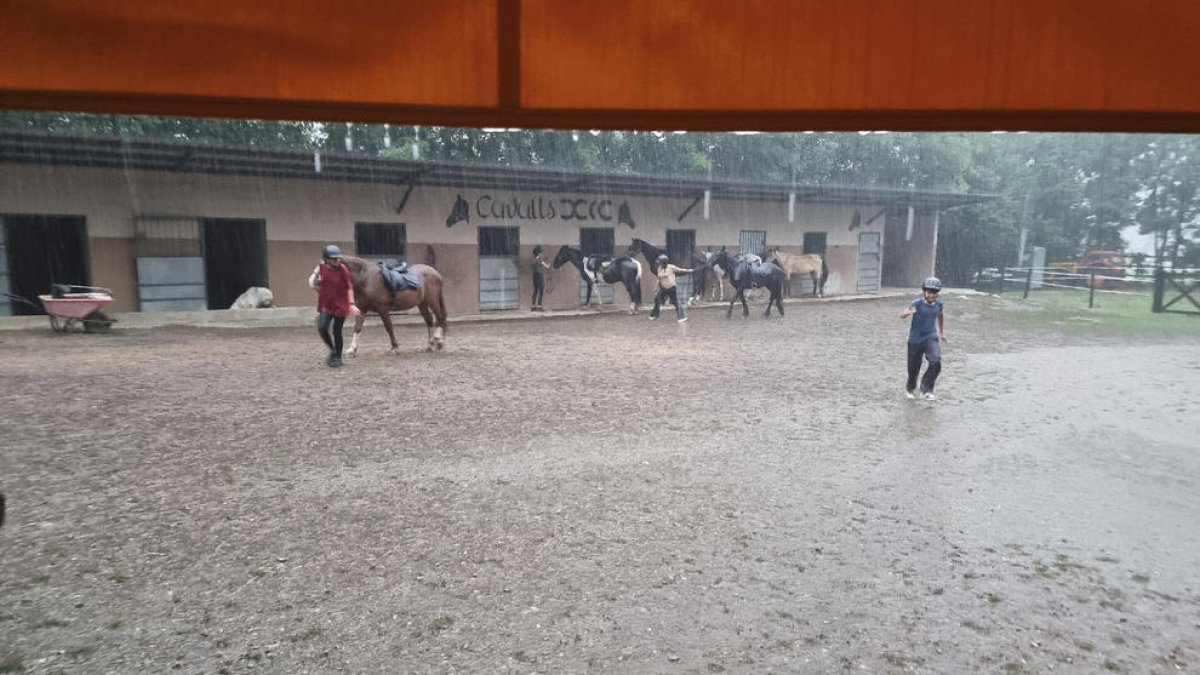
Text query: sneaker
329 356 343 368
905 388 917 399
677 317 688 323
921 390 936 400
649 315 658 321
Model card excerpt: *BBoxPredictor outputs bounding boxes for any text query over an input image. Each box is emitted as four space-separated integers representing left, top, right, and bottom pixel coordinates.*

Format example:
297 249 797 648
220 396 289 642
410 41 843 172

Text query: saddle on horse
378 262 422 297
583 256 613 285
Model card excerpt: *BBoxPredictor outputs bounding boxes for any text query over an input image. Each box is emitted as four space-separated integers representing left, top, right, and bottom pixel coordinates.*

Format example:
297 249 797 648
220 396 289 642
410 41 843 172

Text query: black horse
627 238 714 305
708 248 787 318
553 245 644 314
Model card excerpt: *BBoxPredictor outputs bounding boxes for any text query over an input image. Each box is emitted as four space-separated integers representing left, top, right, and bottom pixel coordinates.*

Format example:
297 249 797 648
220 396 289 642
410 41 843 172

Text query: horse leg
418 303 437 352
346 310 366 357
740 288 750 317
378 310 401 355
429 290 447 350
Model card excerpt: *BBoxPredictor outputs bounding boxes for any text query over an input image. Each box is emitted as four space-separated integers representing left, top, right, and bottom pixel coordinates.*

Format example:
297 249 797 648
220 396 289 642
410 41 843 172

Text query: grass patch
29 575 50 585
1006 289 1200 335
511 651 534 663
1131 573 1151 583
36 619 69 629
430 616 454 633
109 572 129 583
1104 659 1122 671
1002 663 1028 674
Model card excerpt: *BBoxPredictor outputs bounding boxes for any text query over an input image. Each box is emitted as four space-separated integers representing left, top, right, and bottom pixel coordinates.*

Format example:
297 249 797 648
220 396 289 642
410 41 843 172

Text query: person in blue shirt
900 276 946 400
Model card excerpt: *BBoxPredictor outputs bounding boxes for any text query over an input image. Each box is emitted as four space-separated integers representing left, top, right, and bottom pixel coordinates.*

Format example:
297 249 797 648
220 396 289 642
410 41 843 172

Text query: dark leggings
651 286 684 319
532 273 545 306
906 338 942 393
318 311 346 356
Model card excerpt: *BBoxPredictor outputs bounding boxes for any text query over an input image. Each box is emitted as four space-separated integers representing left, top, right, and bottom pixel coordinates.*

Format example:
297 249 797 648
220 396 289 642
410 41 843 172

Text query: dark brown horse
338 256 448 354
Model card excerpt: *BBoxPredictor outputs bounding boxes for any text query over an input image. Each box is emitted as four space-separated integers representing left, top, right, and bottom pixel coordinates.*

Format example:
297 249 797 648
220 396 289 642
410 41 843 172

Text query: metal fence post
1023 265 1034 299
1089 274 1096 308
997 265 1006 294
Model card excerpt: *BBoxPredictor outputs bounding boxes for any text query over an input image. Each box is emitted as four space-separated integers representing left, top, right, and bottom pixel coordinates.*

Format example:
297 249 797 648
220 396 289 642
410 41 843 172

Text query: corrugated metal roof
0 132 994 208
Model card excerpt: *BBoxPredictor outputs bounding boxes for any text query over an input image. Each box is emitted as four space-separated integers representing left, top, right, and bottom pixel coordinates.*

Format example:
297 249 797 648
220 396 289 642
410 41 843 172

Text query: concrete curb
0 288 927 333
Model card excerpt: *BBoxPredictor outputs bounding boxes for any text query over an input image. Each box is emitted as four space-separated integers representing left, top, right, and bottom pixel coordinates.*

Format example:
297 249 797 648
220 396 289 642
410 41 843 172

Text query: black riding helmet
656 254 669 266
323 244 343 259
922 276 942 292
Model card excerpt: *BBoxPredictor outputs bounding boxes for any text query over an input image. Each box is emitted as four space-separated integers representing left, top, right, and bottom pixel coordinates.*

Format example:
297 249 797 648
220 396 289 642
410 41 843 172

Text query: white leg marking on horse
347 332 360 357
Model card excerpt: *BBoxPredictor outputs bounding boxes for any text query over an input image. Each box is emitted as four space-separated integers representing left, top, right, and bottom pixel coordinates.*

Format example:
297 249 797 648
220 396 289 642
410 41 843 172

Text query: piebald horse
552 245 643 314
627 238 722 306
768 248 829 297
309 256 448 354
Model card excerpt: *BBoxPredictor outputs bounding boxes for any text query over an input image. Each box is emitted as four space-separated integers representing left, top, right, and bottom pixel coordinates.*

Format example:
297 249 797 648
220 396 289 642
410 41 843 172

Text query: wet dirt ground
2 293 1198 674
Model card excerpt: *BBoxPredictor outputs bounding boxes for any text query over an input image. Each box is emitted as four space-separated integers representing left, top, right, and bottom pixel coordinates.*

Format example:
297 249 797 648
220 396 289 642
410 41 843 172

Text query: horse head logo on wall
446 194 470 228
618 201 636 229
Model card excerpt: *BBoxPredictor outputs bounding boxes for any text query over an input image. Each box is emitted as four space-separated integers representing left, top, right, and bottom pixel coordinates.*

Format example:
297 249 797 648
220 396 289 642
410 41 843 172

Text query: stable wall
0 163 899 313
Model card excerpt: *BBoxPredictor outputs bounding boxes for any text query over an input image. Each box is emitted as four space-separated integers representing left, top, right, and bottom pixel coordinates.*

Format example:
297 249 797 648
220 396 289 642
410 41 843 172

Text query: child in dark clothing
531 245 550 310
900 276 946 399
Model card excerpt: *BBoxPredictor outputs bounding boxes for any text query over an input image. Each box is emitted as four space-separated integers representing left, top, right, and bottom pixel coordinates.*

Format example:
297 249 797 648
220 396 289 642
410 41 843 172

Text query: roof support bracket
395 183 416 214
677 193 703 222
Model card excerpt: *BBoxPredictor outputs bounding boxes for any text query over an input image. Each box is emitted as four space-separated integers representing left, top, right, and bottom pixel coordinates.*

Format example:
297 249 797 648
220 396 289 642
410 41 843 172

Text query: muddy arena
1 294 1198 674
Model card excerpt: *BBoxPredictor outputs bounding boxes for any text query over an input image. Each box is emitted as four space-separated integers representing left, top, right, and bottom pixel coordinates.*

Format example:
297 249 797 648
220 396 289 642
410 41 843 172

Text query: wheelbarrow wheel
83 310 114 333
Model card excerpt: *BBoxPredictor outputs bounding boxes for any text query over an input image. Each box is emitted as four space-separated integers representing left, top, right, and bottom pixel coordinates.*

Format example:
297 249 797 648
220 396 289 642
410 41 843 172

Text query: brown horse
767 248 828 297
335 256 447 355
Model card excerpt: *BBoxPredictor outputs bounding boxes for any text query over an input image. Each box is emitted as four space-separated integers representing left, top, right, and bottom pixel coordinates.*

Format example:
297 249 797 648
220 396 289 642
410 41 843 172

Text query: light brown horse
767 248 828 297
335 256 447 355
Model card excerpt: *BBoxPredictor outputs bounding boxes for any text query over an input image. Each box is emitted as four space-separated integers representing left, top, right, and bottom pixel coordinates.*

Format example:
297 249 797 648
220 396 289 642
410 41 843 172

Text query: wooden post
1023 265 1034 299
997 265 1006 294
1152 267 1165 313
1089 274 1096 308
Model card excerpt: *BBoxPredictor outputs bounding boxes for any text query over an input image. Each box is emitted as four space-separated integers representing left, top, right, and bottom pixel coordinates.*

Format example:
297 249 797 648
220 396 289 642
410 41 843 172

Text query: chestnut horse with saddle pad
310 256 447 354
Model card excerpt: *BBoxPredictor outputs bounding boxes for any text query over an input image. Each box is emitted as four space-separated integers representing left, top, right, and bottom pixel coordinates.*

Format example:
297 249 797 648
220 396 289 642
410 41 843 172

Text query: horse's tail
632 258 642 282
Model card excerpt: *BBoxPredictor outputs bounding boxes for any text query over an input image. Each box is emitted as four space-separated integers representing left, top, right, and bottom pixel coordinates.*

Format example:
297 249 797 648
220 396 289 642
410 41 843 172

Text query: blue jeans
906 338 942 393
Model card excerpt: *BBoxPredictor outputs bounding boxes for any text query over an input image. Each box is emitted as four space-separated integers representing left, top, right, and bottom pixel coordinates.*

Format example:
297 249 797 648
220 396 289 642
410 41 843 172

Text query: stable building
0 133 989 317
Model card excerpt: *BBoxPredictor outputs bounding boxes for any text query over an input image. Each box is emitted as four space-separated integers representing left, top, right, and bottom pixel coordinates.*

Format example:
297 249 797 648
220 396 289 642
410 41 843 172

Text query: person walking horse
650 254 693 322
313 244 356 368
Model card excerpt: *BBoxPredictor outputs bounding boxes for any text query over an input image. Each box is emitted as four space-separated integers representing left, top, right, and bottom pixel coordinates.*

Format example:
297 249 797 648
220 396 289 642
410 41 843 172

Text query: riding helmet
656 254 669 266
323 244 343 259
922 276 943 292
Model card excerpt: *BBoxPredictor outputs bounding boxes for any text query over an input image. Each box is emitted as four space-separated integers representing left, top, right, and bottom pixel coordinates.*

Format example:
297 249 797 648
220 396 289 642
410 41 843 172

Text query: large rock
230 287 274 309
